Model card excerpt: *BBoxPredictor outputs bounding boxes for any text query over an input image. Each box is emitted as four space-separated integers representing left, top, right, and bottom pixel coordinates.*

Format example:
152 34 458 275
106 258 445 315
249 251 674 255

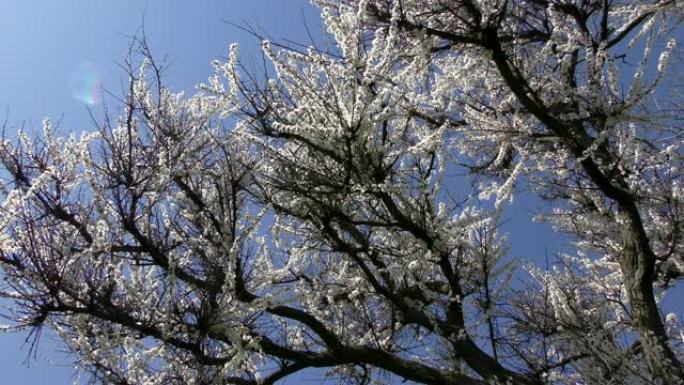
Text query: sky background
0 1 679 385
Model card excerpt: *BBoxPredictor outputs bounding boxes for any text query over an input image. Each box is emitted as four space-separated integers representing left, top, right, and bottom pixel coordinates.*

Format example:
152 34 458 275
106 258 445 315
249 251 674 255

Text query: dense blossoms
0 1 683 384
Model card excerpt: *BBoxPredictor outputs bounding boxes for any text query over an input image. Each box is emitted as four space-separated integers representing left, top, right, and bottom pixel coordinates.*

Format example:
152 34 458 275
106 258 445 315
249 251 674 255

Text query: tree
0 0 683 384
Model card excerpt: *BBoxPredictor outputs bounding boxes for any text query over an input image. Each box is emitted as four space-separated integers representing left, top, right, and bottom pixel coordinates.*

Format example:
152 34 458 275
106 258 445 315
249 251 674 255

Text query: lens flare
69 62 102 105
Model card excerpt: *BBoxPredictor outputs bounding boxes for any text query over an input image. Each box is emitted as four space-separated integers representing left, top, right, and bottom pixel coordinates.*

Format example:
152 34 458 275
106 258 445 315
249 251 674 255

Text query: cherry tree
1 1 683 384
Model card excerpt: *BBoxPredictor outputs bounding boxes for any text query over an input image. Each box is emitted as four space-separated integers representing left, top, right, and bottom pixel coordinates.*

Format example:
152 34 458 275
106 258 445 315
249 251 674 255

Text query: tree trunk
621 217 684 384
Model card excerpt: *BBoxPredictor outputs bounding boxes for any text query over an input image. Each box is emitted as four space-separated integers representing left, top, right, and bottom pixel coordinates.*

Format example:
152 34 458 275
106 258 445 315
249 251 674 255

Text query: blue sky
0 2 678 385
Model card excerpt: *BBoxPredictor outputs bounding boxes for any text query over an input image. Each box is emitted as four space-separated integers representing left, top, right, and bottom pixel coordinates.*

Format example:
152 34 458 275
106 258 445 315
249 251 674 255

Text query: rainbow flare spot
69 62 103 105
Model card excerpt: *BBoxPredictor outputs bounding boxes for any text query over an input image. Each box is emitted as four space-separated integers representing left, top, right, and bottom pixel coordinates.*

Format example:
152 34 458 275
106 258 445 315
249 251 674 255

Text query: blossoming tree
1 1 683 384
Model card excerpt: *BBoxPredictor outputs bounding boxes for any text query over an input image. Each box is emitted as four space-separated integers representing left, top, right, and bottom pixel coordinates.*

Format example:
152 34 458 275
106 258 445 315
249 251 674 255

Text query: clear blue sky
1 2 678 385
